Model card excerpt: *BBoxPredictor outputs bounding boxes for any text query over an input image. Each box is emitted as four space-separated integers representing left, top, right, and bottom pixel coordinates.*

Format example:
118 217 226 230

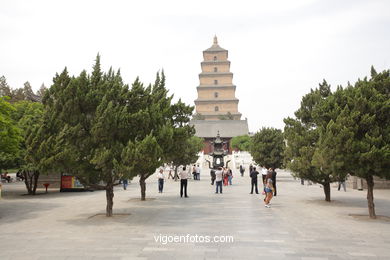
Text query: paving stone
1 169 389 259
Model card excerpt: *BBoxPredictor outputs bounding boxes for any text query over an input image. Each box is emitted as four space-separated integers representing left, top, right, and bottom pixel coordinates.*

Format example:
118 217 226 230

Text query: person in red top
223 167 229 186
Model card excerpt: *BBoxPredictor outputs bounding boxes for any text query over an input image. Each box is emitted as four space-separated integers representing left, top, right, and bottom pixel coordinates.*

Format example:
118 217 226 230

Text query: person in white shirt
195 164 201 180
215 167 223 194
179 166 189 198
157 168 165 193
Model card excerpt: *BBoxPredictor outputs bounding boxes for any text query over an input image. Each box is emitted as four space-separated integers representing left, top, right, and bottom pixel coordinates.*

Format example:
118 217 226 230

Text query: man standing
239 164 245 177
210 169 216 185
157 168 165 193
215 167 223 194
122 179 128 190
271 168 277 196
179 166 189 198
192 164 197 180
250 167 259 194
195 164 201 180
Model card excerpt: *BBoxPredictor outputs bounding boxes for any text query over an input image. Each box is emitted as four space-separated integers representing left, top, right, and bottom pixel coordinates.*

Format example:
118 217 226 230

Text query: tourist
215 167 223 194
122 178 128 190
250 167 259 194
195 164 201 180
192 164 197 180
227 167 233 185
210 169 216 185
338 179 346 192
223 167 229 186
249 164 253 174
157 168 165 193
271 168 277 196
168 165 174 179
239 164 245 177
179 166 189 198
16 170 24 181
1 171 11 183
264 175 274 208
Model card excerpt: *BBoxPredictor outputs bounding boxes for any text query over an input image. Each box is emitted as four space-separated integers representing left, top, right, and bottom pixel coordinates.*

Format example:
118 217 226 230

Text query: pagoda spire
213 35 218 45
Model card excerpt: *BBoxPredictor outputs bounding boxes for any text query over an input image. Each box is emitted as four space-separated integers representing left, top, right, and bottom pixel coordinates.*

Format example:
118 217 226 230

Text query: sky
1 0 390 132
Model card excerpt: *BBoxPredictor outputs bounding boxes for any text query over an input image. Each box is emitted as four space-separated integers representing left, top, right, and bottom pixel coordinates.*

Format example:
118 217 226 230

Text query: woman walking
223 167 229 186
227 167 233 185
264 171 274 208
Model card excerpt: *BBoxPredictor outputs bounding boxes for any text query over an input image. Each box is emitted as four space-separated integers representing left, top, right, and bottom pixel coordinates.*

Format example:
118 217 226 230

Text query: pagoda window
213 56 217 61
214 67 218 72
215 106 219 112
214 80 218 85
214 92 218 98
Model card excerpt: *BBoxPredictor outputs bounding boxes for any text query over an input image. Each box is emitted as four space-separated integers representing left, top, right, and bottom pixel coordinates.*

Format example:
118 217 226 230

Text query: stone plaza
1 168 389 260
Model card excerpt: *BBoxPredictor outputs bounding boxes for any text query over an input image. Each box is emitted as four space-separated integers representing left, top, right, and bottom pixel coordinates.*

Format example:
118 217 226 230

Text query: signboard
60 175 85 191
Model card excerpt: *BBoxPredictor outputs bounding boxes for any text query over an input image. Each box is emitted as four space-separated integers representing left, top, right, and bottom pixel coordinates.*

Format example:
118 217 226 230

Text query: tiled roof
190 120 249 138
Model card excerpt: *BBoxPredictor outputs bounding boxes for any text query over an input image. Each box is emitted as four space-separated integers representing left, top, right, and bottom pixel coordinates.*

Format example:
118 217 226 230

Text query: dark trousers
158 179 164 192
211 176 215 185
180 179 188 197
251 179 258 194
216 181 223 193
272 179 277 196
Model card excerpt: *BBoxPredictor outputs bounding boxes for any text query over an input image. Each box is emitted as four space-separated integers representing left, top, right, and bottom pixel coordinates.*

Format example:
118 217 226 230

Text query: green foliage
167 134 203 168
28 55 195 212
283 80 338 185
284 68 390 211
231 135 251 151
0 97 22 171
250 127 284 169
311 68 390 217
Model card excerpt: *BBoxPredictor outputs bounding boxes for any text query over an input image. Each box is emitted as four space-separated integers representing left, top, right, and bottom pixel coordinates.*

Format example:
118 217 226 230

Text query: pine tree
314 68 390 218
29 56 196 214
284 80 338 201
250 127 284 169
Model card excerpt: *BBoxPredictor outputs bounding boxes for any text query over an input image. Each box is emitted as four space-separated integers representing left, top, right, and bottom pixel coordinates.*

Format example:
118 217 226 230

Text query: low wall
346 175 390 190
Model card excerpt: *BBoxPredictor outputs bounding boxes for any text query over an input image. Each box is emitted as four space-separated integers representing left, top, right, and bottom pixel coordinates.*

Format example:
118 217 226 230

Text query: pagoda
194 36 242 120
191 36 249 154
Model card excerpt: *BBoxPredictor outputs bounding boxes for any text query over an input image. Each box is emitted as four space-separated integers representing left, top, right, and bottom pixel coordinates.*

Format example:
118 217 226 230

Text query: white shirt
195 166 201 174
262 168 268 176
179 170 188 179
215 170 223 182
157 172 164 179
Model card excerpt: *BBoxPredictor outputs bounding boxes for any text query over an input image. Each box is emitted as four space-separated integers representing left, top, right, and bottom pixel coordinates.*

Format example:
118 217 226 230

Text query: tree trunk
105 184 114 217
323 182 331 202
32 170 40 195
23 170 32 195
23 170 39 195
139 176 146 201
366 175 376 219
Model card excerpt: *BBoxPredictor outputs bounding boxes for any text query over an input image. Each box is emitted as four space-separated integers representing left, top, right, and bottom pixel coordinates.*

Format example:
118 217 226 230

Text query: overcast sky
1 0 390 132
